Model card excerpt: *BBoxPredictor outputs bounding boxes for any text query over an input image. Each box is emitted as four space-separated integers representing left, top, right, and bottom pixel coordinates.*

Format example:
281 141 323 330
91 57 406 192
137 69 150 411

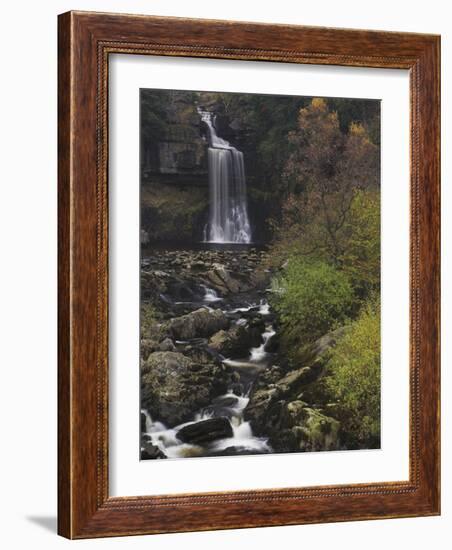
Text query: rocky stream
140 245 343 460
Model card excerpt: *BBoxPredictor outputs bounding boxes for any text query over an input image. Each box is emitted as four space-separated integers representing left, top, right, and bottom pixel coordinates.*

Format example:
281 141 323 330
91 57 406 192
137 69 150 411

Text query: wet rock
244 327 347 452
238 307 261 319
141 351 231 425
182 344 221 365
276 366 321 393
246 365 320 419
190 260 207 272
209 323 262 357
204 394 242 418
158 337 176 352
141 319 169 343
246 396 340 453
141 412 147 433
212 395 239 408
166 280 199 302
244 387 282 430
204 269 229 294
205 264 242 294
264 331 279 353
141 441 167 459
177 417 233 445
166 308 229 340
141 338 159 357
296 326 349 367
285 404 340 452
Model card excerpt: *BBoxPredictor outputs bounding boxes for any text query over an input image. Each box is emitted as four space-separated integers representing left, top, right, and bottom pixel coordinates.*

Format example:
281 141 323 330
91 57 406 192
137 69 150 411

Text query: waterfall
199 109 252 244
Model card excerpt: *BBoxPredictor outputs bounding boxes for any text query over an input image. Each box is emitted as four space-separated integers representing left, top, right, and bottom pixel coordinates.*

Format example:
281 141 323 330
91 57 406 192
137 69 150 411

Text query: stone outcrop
166 308 229 341
244 328 346 452
177 417 233 445
209 323 262 358
141 351 231 425
141 440 167 460
142 91 207 178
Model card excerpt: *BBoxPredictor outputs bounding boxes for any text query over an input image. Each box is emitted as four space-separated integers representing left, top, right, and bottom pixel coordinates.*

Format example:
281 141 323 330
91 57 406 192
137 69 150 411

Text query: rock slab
177 417 233 445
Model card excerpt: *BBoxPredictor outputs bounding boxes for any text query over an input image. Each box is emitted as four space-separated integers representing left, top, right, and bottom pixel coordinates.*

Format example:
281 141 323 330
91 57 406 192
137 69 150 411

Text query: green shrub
339 190 380 299
324 300 380 448
271 258 354 360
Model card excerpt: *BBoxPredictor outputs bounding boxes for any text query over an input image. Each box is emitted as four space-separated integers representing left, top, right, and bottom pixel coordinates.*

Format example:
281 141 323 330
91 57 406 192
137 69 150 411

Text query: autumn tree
270 98 379 269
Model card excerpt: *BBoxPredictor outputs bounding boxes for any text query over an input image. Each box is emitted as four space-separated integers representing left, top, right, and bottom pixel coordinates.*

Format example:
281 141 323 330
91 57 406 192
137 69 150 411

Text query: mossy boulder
284 404 340 452
244 328 346 452
209 323 262 358
166 308 229 341
141 351 231 426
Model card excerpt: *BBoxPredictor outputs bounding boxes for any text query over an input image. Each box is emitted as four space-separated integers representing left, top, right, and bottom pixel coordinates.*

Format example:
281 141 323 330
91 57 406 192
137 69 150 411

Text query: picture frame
58 10 440 538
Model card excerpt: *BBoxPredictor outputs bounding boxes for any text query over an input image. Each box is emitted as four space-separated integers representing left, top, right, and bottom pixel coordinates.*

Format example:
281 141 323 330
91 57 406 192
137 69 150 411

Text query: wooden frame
58 10 440 539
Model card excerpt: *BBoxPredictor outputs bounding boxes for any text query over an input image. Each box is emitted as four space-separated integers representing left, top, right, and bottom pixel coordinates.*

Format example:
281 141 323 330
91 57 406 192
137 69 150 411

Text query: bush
324 300 380 448
339 190 380 299
271 258 354 360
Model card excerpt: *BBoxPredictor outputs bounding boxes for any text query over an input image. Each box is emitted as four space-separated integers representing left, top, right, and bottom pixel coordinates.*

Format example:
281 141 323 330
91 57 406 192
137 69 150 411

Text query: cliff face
141 182 208 243
142 91 208 180
141 91 209 243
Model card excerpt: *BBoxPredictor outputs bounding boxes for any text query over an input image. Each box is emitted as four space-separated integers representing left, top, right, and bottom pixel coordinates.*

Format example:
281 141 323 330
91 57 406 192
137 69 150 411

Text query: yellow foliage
311 97 327 110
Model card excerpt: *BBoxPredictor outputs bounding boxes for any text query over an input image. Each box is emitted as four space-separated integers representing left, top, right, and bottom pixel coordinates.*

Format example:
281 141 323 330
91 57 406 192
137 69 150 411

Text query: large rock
209 323 262 357
141 351 231 426
177 417 233 445
141 338 159 358
283 403 340 452
158 337 176 352
295 326 349 367
246 396 340 453
274 365 322 393
141 440 167 459
244 328 347 453
205 264 243 294
166 308 229 340
182 344 221 365
244 386 283 430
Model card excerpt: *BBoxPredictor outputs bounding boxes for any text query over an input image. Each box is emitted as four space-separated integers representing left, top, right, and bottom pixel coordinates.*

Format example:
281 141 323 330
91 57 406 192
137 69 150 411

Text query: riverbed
140 244 278 459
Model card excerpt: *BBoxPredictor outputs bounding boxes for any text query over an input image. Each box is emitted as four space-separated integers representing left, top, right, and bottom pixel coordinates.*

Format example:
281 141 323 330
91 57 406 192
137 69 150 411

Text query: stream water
141 110 273 458
141 263 276 458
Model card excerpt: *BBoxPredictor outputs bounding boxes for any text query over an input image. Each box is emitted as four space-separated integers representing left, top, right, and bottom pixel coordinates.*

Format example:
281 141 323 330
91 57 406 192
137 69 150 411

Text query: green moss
140 303 165 336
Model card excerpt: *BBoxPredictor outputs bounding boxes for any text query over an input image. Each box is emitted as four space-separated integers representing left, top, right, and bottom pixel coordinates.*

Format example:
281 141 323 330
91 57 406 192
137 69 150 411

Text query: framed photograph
58 11 440 538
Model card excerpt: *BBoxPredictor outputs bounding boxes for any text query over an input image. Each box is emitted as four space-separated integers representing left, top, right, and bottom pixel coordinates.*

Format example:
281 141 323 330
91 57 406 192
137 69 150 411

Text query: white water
199 109 252 244
210 419 270 454
249 325 276 362
229 299 269 315
229 304 256 314
222 323 275 368
202 285 222 303
258 300 270 315
141 300 276 459
141 391 269 459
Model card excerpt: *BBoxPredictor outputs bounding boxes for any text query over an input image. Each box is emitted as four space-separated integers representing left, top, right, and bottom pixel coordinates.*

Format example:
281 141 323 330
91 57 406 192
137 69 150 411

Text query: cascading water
142 392 270 458
141 295 276 459
249 324 276 362
199 109 252 244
